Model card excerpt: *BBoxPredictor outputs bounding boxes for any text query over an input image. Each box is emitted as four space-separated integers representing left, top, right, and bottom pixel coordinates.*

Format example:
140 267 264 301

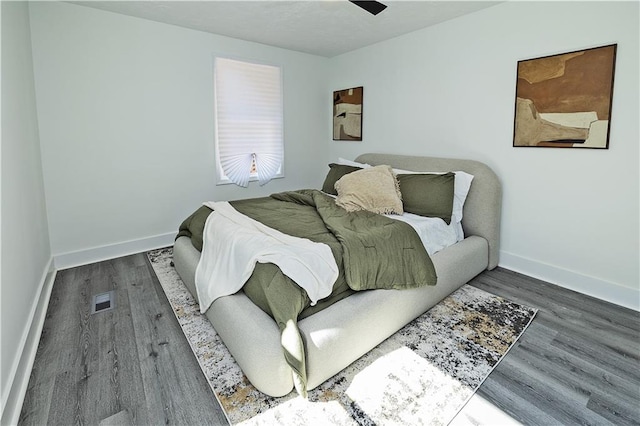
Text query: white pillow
385 211 459 255
337 157 371 168
393 168 474 224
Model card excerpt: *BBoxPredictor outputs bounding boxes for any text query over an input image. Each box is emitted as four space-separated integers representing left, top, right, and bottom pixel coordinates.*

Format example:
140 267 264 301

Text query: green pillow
321 163 362 195
397 172 456 224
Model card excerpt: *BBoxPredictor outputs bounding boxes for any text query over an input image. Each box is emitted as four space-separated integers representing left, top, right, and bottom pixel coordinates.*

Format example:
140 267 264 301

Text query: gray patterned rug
148 247 536 425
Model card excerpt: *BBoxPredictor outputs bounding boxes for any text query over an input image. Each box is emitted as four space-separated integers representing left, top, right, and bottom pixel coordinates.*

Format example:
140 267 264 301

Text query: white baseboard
499 251 639 312
54 232 175 270
1 258 56 426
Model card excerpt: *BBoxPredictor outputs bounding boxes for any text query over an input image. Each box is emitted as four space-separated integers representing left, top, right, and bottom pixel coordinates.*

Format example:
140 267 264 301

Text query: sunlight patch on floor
347 346 466 424
238 398 353 425
450 394 523 426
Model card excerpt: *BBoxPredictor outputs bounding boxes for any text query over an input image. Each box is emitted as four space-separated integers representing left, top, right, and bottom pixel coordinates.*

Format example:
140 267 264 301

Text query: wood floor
19 253 639 425
19 254 228 426
469 268 639 426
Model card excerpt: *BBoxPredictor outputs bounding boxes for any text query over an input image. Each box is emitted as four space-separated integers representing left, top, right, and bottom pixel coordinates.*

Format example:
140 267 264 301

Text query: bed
172 153 502 397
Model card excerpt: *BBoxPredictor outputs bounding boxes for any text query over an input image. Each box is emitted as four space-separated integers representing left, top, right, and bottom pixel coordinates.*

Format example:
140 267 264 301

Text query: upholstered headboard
356 153 502 270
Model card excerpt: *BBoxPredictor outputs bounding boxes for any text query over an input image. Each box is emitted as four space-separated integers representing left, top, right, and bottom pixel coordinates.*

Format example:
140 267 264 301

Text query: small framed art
513 44 616 149
333 86 363 141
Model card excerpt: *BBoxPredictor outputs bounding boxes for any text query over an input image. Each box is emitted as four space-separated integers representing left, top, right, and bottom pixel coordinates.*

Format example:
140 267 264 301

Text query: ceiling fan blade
349 1 387 16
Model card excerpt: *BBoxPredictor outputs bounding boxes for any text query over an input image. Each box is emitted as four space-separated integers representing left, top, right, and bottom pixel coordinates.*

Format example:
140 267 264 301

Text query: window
214 57 284 187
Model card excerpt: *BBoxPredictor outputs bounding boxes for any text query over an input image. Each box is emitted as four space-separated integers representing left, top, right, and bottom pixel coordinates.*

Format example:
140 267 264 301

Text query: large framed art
333 86 363 141
513 44 617 149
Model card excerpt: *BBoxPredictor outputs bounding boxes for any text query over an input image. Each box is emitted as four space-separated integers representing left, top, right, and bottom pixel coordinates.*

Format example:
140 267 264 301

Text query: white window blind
214 57 284 187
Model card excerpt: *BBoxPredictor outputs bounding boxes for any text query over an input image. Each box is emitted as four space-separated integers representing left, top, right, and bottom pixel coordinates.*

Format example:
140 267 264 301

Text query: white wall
28 2 329 267
23 2 640 304
326 1 639 309
4 1 635 422
1 1 54 422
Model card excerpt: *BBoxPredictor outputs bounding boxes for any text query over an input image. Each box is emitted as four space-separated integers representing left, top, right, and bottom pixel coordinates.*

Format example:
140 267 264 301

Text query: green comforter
177 189 437 396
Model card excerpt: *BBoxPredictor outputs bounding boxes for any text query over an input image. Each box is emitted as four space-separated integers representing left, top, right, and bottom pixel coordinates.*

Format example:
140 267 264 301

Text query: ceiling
70 1 501 57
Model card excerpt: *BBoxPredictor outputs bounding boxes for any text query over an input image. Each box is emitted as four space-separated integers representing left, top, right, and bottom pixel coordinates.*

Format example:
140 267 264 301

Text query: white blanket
194 201 339 314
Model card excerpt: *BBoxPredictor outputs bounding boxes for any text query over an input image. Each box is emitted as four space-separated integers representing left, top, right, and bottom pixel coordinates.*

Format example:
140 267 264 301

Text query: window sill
215 173 284 186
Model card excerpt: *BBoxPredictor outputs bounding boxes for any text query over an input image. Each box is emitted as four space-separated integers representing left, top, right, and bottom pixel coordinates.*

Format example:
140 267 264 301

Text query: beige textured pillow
335 165 403 214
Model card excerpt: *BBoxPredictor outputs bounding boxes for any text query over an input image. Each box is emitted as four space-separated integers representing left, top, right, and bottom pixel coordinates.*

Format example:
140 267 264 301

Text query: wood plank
108 256 152 425
126 263 178 425
45 262 95 425
84 258 150 424
144 255 228 426
83 261 117 425
127 256 227 425
587 389 640 426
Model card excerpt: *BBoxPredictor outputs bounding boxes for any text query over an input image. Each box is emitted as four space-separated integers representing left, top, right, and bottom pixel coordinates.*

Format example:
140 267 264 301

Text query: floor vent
91 291 115 314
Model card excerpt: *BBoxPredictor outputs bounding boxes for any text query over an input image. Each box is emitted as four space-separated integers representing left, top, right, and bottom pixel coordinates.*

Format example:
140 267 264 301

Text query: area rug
147 247 536 425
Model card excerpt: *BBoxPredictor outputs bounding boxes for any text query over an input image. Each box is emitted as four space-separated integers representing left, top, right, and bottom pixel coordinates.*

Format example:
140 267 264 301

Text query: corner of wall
500 251 639 312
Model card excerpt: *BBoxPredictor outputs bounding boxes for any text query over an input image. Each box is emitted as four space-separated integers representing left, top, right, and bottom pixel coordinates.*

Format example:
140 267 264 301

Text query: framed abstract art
333 86 363 141
513 44 617 149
